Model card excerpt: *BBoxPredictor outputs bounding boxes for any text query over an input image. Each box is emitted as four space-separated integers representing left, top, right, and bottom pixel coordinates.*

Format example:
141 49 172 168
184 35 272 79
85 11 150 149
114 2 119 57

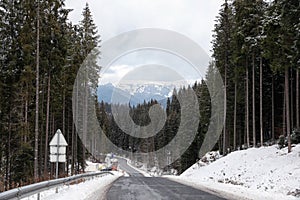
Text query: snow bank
22 171 122 200
172 144 300 200
85 161 105 172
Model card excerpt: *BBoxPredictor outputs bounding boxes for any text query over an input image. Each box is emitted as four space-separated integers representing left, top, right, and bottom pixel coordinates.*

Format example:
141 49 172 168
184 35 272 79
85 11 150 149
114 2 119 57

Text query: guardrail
0 171 113 200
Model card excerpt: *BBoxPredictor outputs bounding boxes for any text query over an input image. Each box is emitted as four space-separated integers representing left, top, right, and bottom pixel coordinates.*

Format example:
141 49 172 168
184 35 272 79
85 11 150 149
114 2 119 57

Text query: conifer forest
0 0 300 192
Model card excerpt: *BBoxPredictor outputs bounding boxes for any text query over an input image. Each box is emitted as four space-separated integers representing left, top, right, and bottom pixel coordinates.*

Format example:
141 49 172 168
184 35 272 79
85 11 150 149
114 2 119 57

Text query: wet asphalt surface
105 158 226 200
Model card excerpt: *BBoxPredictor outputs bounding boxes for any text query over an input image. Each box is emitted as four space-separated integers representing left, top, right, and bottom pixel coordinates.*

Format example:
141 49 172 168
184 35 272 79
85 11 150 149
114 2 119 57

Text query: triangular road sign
49 129 68 146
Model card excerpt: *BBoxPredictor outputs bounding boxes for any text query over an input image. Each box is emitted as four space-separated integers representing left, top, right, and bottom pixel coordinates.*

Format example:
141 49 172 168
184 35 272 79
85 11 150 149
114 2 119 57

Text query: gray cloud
65 1 222 84
121 64 184 82
65 0 222 55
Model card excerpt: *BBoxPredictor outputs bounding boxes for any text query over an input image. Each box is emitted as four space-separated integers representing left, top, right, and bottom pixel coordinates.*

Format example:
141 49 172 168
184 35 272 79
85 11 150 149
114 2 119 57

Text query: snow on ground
85 161 106 172
168 144 300 200
22 170 122 200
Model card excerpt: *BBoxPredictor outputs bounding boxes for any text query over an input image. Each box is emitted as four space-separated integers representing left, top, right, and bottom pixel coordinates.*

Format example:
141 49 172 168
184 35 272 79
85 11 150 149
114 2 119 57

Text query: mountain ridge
97 82 179 106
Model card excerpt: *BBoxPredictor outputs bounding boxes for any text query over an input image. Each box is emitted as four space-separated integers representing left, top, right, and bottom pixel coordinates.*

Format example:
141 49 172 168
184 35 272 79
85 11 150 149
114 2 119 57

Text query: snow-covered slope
171 144 300 200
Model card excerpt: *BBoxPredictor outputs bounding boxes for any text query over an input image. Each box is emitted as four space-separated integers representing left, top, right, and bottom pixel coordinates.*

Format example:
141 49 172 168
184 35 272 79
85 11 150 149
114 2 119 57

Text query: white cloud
65 0 222 55
65 0 223 85
99 64 134 84
98 49 207 85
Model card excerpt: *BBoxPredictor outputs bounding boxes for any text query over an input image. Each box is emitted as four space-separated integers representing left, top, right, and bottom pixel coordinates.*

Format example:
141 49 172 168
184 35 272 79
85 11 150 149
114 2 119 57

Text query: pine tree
0 0 30 189
212 0 234 154
76 3 101 171
0 0 105 188
263 0 300 152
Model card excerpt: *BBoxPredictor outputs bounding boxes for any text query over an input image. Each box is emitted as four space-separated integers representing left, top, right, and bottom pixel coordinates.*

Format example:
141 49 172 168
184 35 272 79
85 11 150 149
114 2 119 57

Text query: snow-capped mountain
97 81 184 106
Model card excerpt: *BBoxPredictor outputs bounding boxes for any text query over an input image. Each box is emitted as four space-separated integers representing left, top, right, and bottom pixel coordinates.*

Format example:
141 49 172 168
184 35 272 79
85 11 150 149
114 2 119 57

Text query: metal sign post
56 130 60 180
49 129 68 193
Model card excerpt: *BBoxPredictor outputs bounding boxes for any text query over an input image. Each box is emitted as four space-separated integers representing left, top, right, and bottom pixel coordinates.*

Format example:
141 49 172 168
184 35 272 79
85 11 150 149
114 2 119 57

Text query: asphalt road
105 157 226 200
116 157 144 177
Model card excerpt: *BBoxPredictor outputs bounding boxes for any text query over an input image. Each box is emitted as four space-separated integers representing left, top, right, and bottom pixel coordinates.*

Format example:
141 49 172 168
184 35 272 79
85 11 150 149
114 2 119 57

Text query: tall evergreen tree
212 0 234 154
77 3 100 171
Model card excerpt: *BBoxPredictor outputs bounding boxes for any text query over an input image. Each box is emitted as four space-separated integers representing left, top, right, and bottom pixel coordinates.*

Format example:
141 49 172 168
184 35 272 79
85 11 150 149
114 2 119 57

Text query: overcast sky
64 0 223 85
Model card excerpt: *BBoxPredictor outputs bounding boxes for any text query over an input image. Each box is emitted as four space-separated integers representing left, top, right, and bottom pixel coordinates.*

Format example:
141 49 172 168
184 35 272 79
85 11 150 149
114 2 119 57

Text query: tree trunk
75 126 78 174
272 75 275 142
234 82 237 150
39 77 46 178
44 75 50 177
82 82 88 172
296 68 299 129
244 81 247 147
75 79 79 174
290 68 294 130
22 84 29 143
252 53 256 147
259 57 263 146
283 87 286 137
0 136 3 189
246 59 250 148
223 62 227 155
285 67 291 153
71 122 75 175
62 82 66 175
5 112 12 190
34 0 40 182
25 91 28 143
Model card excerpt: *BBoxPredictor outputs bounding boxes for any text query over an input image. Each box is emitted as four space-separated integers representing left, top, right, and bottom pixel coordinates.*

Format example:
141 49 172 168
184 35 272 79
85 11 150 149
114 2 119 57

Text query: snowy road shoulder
166 175 297 200
21 171 123 200
167 144 300 200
